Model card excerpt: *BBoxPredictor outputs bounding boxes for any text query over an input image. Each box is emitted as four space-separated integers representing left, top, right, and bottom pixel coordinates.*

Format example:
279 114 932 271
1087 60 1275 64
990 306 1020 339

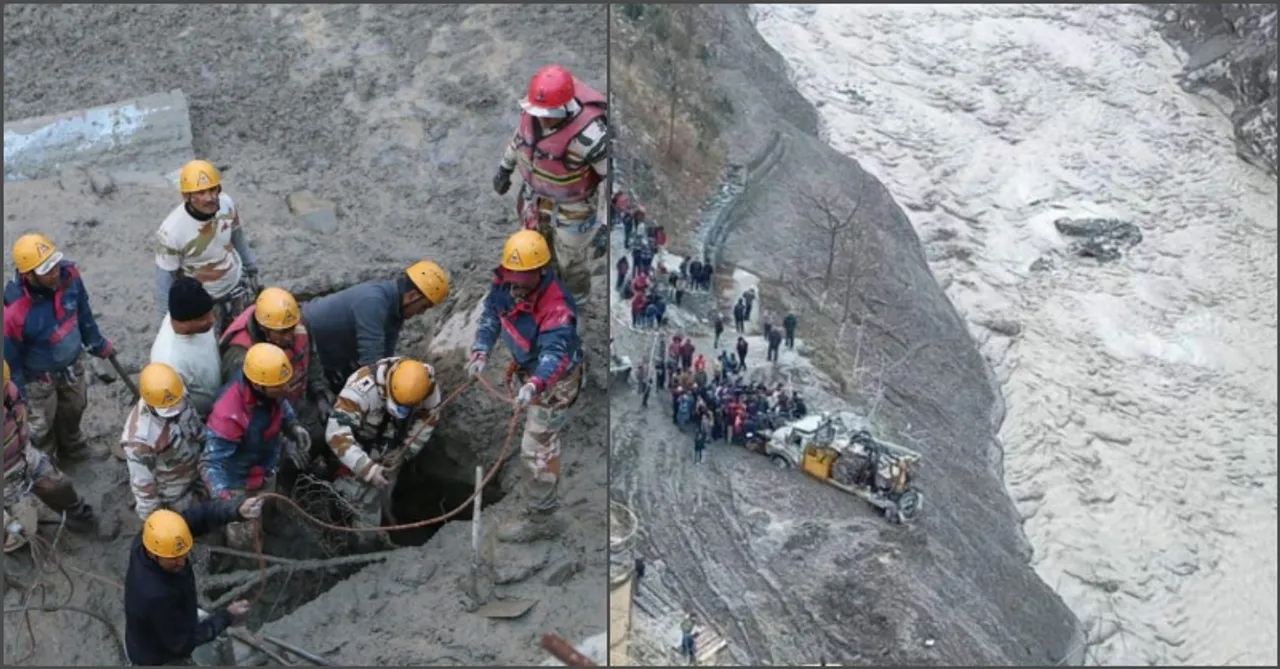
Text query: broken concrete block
543 558 582 586
286 189 338 234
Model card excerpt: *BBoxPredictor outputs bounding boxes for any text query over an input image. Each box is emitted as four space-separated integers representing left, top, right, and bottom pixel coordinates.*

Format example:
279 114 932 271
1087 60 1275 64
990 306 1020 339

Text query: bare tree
793 186 863 290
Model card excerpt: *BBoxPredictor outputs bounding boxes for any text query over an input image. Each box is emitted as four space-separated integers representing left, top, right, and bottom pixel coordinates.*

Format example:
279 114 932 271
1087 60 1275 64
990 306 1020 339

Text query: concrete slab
3 89 194 185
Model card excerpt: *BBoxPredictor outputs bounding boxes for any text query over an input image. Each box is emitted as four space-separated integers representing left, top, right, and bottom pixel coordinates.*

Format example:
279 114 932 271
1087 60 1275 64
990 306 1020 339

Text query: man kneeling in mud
324 357 443 549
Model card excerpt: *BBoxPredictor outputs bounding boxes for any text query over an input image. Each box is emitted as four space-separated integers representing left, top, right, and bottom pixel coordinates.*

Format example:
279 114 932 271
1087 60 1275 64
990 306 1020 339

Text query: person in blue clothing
124 497 264 666
4 233 115 462
467 230 584 543
202 343 310 552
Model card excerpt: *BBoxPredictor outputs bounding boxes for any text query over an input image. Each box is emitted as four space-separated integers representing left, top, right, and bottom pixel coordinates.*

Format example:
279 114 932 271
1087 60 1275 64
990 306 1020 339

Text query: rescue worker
4 233 115 462
4 360 99 552
124 498 263 666
467 230 584 542
151 277 222 418
202 343 309 551
492 64 609 299
303 261 450 394
154 159 260 332
324 357 443 544
220 287 333 459
121 363 206 521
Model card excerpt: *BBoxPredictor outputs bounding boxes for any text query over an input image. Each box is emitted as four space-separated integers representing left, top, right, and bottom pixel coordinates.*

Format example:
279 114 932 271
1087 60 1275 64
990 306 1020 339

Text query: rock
286 189 339 234
57 166 91 194
543 558 583 586
981 318 1023 337
1156 3 1278 175
1054 217 1143 262
87 169 116 196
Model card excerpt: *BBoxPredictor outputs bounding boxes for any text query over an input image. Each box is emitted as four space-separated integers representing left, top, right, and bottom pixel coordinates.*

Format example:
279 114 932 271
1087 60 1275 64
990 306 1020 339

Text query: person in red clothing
630 291 646 328
693 354 706 373
631 271 650 296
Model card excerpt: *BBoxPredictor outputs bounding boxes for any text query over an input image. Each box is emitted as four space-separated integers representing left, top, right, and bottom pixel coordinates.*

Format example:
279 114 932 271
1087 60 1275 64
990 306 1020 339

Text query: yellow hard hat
12 233 61 275
405 260 450 306
179 159 221 194
500 230 551 272
388 359 434 407
139 363 186 410
243 343 293 388
254 287 301 331
143 509 194 558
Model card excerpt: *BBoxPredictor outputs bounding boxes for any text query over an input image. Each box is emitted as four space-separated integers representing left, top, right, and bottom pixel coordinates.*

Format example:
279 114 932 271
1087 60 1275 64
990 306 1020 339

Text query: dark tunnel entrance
386 441 508 547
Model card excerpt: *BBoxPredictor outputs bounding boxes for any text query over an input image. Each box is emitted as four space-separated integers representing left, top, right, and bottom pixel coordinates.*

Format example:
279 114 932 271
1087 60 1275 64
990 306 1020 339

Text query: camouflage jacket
324 357 443 479
120 399 204 519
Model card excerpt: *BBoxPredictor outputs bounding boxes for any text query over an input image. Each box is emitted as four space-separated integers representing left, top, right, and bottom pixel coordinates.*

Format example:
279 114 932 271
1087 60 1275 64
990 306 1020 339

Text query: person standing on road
615 255 630 293
151 278 222 419
492 64 609 300
680 612 698 664
713 314 724 349
693 420 707 463
736 336 749 371
154 160 260 333
4 233 115 463
732 299 746 334
783 312 798 350
467 230 584 543
124 498 264 667
766 327 783 363
742 287 756 322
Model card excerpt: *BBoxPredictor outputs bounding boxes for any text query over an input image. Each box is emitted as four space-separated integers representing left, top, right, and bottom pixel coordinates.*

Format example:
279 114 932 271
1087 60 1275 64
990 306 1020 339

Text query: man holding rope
202 343 310 552
468 229 584 543
324 357 442 547
124 498 264 666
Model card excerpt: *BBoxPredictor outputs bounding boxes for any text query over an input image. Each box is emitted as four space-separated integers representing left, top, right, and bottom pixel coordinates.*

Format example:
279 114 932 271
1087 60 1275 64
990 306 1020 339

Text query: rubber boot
496 509 567 544
62 500 99 534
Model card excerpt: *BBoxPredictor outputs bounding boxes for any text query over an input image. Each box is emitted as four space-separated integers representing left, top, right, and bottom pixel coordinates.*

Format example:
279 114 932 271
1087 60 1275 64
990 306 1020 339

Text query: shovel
103 353 140 403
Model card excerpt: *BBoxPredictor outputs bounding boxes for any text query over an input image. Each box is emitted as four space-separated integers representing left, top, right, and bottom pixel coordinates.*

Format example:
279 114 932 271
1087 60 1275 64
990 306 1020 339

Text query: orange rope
244 373 523 604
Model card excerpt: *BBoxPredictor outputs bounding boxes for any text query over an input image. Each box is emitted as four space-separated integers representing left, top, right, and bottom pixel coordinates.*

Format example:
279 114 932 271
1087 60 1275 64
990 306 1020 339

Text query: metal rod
471 465 483 560
261 634 337 666
107 353 140 402
540 633 596 666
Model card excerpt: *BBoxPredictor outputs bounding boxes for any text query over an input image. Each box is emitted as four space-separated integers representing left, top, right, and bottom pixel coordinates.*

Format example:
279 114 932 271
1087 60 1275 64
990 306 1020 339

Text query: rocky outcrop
613 4 1083 666
1157 3 1278 175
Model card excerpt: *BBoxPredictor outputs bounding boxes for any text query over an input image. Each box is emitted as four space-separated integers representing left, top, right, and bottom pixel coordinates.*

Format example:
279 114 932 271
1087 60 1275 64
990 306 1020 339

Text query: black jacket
124 501 243 666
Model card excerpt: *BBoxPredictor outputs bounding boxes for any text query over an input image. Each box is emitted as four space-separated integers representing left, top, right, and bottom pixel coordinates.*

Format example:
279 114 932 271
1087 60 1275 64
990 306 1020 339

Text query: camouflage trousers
4 444 83 551
515 362 586 514
221 473 277 553
537 213 599 300
24 358 89 462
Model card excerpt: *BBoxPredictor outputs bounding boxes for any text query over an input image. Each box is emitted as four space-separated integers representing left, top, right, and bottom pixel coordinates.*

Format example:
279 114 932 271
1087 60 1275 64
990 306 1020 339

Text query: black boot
62 500 99 534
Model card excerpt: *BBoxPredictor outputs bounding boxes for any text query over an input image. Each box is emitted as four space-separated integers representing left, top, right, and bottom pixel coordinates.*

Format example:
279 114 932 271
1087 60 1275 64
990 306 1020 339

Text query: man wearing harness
219 287 334 464
324 357 443 548
201 343 309 552
4 360 100 552
5 233 116 464
467 230 585 542
492 64 609 301
154 160 261 334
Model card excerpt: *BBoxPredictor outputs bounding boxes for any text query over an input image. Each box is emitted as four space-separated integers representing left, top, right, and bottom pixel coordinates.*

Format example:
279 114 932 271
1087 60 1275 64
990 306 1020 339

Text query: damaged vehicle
765 414 924 524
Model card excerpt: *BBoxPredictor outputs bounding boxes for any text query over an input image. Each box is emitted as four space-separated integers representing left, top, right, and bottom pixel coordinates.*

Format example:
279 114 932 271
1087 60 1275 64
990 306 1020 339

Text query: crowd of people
634 333 808 463
6 62 603 667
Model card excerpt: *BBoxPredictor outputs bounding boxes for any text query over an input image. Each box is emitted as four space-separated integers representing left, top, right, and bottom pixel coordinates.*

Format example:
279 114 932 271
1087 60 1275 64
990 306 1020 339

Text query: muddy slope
610 5 1081 665
3 4 607 666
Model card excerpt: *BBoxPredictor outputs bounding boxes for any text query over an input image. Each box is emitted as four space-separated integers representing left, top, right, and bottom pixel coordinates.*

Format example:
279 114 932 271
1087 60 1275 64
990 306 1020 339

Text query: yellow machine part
801 446 839 480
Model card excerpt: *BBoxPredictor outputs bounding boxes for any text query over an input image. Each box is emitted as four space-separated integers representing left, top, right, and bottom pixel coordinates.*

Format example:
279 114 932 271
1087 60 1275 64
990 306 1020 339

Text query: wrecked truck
764 414 925 524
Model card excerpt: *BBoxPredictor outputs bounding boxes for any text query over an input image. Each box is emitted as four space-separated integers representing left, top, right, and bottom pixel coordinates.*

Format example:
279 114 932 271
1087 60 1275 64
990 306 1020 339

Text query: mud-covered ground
3 4 607 665
610 5 1082 666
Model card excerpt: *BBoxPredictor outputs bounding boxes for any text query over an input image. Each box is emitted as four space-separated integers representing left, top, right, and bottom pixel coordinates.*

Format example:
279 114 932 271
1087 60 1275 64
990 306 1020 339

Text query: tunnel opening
386 441 509 547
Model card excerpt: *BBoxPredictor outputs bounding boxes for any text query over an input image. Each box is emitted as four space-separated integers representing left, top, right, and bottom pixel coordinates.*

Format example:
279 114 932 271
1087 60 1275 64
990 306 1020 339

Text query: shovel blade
475 598 537 619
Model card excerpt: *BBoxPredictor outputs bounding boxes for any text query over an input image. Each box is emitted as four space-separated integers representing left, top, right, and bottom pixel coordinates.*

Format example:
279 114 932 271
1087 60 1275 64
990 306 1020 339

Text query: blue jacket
3 261 109 391
124 501 242 666
202 373 296 497
301 279 403 381
472 269 581 392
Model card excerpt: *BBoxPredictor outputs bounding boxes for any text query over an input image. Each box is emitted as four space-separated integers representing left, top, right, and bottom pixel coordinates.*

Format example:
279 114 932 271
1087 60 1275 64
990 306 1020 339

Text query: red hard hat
522 64 576 117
